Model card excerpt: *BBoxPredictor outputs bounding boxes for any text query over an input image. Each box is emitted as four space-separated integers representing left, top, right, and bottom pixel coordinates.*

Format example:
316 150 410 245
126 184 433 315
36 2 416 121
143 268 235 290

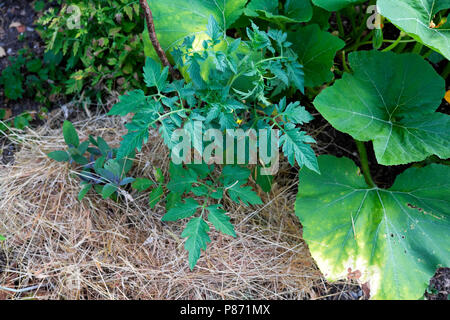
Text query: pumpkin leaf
313 51 449 166
378 0 450 60
181 217 211 270
295 155 450 300
206 204 236 237
161 198 200 221
288 24 345 88
131 178 154 191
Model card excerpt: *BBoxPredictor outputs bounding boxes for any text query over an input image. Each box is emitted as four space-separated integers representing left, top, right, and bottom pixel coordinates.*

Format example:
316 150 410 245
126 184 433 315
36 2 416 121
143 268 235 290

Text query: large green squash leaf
311 0 365 11
378 0 450 60
295 155 450 300
288 24 345 88
144 0 246 58
313 51 449 166
244 0 313 24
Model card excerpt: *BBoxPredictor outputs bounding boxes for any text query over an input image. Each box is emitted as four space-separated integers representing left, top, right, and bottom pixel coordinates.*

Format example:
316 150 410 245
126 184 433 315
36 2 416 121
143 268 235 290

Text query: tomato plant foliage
314 50 449 165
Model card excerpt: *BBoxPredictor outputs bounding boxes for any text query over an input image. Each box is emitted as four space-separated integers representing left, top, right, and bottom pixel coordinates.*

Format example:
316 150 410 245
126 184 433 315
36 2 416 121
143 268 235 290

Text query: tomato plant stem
355 140 376 188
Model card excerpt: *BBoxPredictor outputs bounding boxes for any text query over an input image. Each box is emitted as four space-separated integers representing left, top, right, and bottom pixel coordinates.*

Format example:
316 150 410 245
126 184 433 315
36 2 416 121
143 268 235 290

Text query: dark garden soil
0 0 45 116
0 0 448 300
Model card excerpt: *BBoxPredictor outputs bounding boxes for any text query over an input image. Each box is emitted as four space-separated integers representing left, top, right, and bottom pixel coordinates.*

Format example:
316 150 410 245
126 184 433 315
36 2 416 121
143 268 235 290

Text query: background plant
37 0 146 99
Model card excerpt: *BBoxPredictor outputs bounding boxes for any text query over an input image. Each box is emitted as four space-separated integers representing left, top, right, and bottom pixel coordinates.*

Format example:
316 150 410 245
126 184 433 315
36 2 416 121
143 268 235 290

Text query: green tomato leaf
207 204 236 237
108 90 148 116
117 126 149 159
161 198 200 221
206 15 222 43
154 167 165 183
26 59 42 73
286 62 305 94
295 155 450 300
227 182 263 206
131 178 154 191
181 217 211 270
313 51 449 166
187 163 214 179
288 24 345 88
63 120 79 148
143 57 169 91
276 98 314 125
311 0 365 11
192 185 209 196
0 235 5 241
166 192 182 211
378 0 450 60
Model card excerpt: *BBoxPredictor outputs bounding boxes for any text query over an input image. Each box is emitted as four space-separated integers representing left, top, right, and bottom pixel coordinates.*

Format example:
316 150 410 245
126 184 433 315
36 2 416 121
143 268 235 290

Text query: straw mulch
0 113 348 300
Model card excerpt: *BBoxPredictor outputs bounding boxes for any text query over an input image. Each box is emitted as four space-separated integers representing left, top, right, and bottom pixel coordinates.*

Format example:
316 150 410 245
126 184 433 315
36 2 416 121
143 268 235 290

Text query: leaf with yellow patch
295 155 450 300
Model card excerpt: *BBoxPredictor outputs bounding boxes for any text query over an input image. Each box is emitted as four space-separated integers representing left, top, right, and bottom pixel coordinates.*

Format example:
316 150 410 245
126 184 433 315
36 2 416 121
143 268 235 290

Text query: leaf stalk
355 140 376 188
